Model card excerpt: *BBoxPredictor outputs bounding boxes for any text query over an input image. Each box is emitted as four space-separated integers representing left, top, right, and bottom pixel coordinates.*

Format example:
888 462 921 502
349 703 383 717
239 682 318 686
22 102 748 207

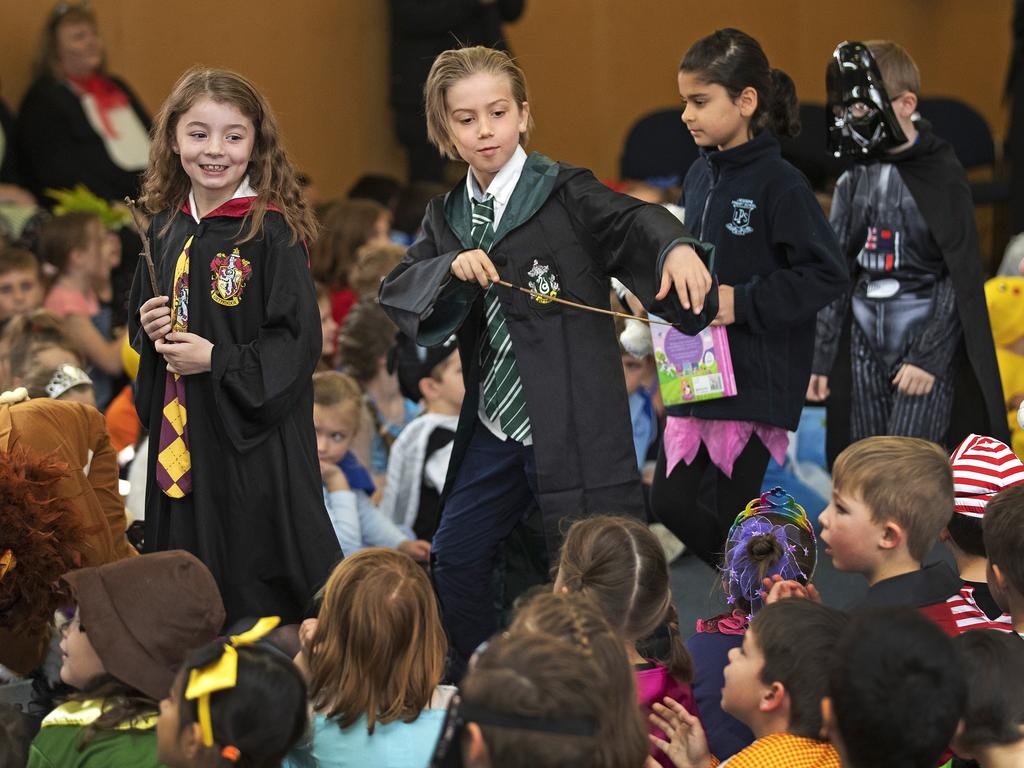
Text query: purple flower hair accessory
720 487 817 616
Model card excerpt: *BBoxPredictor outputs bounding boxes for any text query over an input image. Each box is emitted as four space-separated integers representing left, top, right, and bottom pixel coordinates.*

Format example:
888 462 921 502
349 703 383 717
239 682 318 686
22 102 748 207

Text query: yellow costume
985 276 1024 458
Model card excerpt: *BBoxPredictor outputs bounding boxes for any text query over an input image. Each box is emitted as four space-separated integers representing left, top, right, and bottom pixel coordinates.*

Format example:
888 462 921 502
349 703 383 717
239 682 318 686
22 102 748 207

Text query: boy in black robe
378 46 715 678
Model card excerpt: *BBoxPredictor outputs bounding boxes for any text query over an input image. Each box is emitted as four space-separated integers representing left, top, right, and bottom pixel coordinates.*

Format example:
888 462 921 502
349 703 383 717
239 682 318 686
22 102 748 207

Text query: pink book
649 318 737 405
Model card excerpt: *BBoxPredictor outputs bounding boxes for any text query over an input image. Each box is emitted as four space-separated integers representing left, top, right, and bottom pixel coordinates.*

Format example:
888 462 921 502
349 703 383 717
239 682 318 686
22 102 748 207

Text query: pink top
636 663 699 768
44 284 99 319
664 416 789 478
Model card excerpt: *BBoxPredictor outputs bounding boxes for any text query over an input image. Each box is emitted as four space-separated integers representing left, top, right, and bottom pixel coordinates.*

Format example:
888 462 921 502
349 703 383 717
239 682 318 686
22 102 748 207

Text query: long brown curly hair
140 66 317 245
0 445 85 639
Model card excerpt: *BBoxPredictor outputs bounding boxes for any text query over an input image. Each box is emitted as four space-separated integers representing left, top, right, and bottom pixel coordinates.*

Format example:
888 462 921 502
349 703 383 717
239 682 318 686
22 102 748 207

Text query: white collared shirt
187 176 257 224
466 146 533 445
465 145 528 231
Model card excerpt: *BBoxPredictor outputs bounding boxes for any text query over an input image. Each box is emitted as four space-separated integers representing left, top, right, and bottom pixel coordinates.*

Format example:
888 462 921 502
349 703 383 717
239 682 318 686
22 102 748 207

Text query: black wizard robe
129 199 341 625
379 152 716 547
816 129 1008 465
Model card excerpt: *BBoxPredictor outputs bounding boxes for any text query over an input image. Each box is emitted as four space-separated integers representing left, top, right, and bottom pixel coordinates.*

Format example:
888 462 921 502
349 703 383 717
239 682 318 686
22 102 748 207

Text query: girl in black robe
129 68 340 626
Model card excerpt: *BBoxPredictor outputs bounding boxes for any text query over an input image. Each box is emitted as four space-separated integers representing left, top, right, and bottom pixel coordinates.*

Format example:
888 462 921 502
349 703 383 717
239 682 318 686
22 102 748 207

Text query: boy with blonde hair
812 40 1005 458
819 436 1002 634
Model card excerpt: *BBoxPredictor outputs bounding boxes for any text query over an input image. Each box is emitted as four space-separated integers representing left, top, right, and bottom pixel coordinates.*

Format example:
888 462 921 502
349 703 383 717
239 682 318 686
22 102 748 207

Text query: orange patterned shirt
712 732 839 768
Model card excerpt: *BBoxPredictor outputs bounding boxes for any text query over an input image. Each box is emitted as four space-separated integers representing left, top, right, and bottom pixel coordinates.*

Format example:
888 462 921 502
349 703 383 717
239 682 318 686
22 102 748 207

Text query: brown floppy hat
62 550 225 700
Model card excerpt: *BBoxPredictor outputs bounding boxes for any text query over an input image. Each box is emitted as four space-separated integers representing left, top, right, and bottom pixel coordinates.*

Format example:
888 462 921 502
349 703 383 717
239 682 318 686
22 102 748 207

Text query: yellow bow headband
184 616 280 747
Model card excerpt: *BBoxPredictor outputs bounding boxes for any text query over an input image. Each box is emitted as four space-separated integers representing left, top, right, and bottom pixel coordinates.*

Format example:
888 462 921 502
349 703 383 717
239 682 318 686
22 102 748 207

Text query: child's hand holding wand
139 296 172 342
451 248 499 287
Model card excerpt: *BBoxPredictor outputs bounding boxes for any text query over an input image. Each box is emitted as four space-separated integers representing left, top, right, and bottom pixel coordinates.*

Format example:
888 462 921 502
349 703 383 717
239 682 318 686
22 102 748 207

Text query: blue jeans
432 420 538 680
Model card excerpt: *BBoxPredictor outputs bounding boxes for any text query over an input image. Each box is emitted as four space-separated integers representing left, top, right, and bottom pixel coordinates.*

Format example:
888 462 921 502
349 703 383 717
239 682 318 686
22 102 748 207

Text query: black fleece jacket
668 130 848 430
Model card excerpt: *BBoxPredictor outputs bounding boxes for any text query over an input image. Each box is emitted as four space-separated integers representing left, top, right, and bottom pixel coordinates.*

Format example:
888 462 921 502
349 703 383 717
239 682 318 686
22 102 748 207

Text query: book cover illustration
649 319 738 406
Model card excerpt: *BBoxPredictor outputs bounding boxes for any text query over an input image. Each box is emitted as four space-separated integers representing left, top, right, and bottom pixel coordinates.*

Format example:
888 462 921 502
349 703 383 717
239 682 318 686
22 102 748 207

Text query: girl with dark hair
651 28 848 568
26 552 224 768
685 488 817 762
157 619 308 768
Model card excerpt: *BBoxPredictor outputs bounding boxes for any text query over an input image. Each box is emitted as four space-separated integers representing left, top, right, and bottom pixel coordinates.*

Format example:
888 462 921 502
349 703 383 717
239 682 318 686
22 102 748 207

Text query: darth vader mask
826 41 907 159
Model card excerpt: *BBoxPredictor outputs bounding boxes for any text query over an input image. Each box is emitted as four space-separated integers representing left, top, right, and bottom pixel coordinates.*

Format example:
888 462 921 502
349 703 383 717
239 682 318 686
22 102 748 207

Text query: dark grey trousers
850 321 955 443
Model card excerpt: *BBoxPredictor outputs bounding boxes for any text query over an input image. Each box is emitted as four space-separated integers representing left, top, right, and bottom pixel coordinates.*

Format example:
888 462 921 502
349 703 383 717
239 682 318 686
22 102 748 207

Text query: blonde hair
832 437 953 561
141 67 317 245
309 549 447 733
424 46 535 161
865 40 921 97
312 371 363 434
349 242 406 298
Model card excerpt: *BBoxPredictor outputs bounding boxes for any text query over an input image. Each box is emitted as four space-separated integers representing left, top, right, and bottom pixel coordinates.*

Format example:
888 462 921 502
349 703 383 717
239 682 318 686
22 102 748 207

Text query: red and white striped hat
950 434 1024 518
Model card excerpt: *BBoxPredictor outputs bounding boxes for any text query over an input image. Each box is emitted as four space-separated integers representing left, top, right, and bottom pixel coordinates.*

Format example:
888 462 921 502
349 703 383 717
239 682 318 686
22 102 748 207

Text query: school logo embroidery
726 198 756 236
209 249 252 307
526 260 560 304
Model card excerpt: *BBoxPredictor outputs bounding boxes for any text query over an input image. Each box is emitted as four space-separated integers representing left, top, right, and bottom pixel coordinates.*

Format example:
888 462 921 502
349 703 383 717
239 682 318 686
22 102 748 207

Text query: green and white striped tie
472 195 531 442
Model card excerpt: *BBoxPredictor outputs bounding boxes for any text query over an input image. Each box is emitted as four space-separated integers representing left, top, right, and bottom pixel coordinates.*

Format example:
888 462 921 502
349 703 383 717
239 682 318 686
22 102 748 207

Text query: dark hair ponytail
659 603 694 684
679 28 801 138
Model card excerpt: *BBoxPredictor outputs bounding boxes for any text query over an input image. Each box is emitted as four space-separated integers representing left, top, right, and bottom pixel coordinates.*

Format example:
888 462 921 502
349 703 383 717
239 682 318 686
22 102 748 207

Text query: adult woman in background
15 3 150 323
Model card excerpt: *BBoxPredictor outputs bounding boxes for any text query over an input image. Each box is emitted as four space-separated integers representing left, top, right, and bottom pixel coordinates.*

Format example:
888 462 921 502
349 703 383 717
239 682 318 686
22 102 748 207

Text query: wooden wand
494 280 677 327
124 197 159 296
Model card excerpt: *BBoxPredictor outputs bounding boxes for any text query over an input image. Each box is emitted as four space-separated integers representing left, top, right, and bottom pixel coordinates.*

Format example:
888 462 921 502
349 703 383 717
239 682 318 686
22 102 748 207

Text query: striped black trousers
850 322 955 443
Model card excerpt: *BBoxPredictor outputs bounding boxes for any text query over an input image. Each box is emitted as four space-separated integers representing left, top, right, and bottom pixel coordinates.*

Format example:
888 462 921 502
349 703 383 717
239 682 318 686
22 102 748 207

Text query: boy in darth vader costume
809 40 1007 462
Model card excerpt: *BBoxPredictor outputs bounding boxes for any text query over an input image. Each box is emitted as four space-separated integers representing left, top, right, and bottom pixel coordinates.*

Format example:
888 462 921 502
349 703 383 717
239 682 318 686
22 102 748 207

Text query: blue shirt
284 709 448 768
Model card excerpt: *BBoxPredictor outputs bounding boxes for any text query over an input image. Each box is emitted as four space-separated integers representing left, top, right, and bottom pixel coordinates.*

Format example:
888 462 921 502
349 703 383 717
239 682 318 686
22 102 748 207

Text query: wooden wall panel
0 1 1012 193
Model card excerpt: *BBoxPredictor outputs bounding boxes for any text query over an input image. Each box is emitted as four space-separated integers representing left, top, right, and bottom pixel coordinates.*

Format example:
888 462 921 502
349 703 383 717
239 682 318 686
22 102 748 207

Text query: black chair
918 97 1011 272
619 108 699 186
917 97 1009 205
778 103 852 191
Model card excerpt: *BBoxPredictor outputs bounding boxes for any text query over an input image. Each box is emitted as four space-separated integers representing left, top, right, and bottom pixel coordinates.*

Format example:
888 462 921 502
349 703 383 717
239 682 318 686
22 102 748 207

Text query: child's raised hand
451 248 500 288
398 539 432 562
139 295 172 342
155 332 213 375
760 574 822 605
648 696 713 768
892 363 935 396
658 244 712 315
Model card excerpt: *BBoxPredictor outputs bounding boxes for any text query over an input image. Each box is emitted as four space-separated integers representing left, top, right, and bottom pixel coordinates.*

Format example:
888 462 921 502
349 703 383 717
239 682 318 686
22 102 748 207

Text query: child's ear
819 696 834 741
182 722 205 759
418 376 437 401
949 719 972 758
879 520 905 552
759 680 786 713
463 722 490 767
991 562 1009 592
738 86 758 118
895 91 918 118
